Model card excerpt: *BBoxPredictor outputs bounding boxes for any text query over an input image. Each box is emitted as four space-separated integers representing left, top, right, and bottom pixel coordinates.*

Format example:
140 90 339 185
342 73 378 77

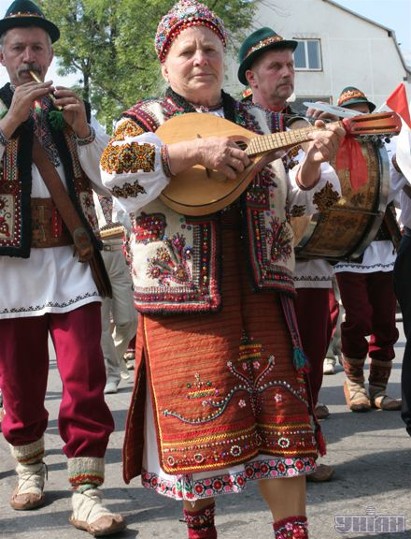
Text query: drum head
293 141 389 262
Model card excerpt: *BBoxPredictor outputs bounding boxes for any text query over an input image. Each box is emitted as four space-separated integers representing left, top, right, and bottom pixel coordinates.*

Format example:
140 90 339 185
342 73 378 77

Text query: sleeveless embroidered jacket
0 83 100 258
109 90 297 314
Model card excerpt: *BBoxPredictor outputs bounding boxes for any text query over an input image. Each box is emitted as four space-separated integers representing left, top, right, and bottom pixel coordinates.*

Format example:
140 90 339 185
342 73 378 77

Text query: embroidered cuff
161 144 173 177
0 127 9 147
77 126 96 146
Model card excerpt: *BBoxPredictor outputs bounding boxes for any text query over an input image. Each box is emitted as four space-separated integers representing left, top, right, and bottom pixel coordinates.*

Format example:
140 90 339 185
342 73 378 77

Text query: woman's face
161 26 224 106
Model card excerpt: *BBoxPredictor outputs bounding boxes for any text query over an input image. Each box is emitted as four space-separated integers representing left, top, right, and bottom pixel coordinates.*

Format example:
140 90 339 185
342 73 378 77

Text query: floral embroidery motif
312 181 340 212
141 457 315 500
147 233 193 285
186 373 217 400
283 144 302 171
114 118 145 140
274 516 308 539
79 192 99 232
163 334 305 425
0 195 11 239
290 204 305 217
245 186 269 208
134 212 167 243
0 216 10 238
266 217 293 263
111 181 146 199
101 142 155 174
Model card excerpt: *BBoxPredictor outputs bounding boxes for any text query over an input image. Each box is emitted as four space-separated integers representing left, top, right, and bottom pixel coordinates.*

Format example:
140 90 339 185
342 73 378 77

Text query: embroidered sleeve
100 117 169 215
287 148 341 214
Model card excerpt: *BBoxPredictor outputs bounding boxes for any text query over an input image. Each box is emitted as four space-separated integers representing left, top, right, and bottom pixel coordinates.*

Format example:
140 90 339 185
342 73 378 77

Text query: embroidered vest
0 84 100 257
120 91 297 314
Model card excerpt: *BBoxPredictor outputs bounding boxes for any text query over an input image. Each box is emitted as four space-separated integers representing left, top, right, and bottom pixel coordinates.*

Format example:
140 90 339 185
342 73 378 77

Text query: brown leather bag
32 136 112 297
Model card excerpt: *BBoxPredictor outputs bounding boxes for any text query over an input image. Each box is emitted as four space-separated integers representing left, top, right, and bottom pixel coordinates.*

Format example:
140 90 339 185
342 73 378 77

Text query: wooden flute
29 70 63 110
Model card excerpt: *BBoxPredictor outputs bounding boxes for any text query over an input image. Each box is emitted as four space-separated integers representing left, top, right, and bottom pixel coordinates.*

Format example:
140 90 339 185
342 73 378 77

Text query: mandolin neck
246 122 341 156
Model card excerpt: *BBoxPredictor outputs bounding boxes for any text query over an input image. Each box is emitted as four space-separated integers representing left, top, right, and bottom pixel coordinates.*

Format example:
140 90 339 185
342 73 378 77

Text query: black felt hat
0 0 60 43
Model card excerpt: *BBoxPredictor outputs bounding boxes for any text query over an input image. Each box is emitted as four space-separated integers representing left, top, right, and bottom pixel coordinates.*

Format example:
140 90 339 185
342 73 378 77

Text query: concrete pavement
0 321 410 539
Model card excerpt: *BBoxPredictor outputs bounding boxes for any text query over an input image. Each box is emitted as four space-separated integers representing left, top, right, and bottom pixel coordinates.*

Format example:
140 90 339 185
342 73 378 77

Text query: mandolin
157 111 401 216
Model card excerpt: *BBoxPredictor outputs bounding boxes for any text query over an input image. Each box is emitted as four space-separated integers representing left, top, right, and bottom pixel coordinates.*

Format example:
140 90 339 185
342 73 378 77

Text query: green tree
39 0 256 131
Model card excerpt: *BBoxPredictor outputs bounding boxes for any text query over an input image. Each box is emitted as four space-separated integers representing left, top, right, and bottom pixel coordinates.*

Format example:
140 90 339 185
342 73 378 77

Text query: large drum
292 139 390 262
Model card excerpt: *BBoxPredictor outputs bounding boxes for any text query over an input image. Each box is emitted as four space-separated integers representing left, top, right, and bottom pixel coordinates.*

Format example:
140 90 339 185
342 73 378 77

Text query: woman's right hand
168 136 251 180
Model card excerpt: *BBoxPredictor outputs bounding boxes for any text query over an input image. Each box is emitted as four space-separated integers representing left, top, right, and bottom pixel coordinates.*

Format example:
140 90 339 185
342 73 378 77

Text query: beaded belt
31 197 73 248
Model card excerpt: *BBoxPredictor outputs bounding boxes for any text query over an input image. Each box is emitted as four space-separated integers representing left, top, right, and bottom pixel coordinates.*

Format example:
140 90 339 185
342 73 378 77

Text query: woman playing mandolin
100 1 345 538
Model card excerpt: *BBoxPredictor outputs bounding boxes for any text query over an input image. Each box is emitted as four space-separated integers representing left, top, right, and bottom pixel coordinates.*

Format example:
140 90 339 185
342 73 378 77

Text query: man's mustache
18 64 40 77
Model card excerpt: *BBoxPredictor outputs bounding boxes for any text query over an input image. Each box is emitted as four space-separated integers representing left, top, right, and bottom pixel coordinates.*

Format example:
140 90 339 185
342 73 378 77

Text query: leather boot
369 359 402 411
342 356 371 412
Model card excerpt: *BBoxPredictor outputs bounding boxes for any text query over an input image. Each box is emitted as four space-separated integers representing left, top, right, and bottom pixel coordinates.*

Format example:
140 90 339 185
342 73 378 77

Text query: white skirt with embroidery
141 387 316 501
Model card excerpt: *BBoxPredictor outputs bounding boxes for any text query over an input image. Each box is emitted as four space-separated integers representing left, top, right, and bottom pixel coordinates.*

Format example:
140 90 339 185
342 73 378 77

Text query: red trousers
336 271 398 361
295 288 331 405
0 303 114 457
328 286 340 340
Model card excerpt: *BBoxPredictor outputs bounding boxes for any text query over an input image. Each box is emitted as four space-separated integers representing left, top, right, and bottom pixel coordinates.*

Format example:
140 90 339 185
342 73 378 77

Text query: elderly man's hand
296 120 346 189
0 81 53 138
53 87 91 139
305 120 346 163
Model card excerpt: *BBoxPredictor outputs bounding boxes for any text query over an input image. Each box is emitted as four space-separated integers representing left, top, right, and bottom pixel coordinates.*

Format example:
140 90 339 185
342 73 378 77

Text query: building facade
224 0 411 111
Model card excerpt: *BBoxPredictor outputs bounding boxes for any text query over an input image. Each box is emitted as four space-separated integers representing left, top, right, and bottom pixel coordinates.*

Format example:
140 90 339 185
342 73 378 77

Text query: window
294 39 322 71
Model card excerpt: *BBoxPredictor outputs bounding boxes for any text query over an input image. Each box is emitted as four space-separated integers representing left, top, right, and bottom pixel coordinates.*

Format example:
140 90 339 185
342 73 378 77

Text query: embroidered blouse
100 89 339 314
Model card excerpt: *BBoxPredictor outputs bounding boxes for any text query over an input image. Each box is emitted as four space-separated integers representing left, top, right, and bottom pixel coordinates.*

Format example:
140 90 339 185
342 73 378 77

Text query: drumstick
29 70 63 110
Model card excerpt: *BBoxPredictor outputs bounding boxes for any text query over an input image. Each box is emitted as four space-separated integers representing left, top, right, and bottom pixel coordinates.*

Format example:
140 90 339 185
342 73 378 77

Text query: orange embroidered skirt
123 210 318 499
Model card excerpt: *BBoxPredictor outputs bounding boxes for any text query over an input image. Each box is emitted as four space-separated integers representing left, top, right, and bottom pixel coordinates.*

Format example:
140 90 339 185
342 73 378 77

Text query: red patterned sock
183 502 217 539
273 515 308 538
